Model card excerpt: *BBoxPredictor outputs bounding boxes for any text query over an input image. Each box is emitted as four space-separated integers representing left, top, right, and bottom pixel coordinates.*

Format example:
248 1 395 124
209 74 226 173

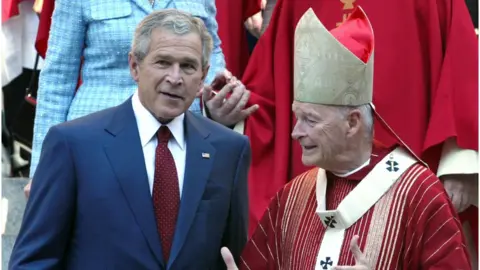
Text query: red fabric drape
216 0 261 78
2 0 21 23
34 0 53 58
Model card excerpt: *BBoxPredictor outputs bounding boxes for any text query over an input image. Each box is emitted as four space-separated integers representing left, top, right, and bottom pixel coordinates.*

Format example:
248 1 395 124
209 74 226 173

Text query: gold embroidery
377 165 425 269
251 239 268 262
336 0 355 27
363 177 398 267
340 0 356 9
282 170 317 269
336 13 352 27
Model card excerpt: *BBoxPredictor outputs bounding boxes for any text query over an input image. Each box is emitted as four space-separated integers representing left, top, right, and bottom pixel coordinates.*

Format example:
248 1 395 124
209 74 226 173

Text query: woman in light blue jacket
31 0 226 176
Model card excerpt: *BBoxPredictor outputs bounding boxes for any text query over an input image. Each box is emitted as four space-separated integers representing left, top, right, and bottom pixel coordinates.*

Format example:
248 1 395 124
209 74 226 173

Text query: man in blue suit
9 9 250 270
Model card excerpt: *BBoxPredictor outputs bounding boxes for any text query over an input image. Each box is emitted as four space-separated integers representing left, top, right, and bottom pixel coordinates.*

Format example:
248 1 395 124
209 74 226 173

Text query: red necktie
152 126 180 262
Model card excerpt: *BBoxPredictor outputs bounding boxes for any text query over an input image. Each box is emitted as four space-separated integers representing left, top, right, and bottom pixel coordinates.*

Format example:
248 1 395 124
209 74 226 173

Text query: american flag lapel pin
202 152 210 159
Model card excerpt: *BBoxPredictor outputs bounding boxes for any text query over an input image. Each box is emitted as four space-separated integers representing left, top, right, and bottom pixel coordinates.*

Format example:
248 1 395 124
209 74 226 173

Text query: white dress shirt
131 91 187 197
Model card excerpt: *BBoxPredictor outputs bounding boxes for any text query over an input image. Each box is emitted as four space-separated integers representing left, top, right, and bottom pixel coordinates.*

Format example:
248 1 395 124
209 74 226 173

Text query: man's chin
301 155 317 167
152 109 183 122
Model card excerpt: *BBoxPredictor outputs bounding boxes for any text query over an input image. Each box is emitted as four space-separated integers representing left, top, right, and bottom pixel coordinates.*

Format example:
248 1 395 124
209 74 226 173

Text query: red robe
240 145 471 269
34 0 53 59
216 0 261 78
242 0 478 236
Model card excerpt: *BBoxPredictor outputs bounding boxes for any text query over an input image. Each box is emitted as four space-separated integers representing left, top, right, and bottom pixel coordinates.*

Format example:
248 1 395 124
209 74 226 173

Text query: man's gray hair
131 9 213 68
338 104 374 139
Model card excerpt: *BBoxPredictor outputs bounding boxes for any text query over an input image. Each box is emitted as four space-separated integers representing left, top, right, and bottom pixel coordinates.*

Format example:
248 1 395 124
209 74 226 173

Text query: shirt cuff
437 138 479 177
233 120 245 134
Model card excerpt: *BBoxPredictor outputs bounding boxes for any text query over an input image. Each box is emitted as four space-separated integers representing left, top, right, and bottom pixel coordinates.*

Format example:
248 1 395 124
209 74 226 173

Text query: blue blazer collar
130 0 175 14
104 98 165 267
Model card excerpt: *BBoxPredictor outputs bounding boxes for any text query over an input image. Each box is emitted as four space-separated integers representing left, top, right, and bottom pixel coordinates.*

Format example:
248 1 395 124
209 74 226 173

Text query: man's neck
328 143 372 175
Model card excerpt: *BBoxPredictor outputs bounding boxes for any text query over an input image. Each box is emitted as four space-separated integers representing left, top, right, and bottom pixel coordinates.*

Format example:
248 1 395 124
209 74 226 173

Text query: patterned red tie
152 126 180 262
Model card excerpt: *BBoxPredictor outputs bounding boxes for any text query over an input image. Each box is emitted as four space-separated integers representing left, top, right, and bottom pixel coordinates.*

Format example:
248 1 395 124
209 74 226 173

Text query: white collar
332 158 371 178
131 91 185 149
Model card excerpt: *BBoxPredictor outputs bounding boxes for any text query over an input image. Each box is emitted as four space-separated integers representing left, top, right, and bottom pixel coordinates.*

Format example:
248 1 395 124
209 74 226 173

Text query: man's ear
129 52 140 82
346 109 362 137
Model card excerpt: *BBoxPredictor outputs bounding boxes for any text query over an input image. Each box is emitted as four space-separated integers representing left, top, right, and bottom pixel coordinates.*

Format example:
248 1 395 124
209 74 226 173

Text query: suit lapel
169 112 216 266
103 99 164 267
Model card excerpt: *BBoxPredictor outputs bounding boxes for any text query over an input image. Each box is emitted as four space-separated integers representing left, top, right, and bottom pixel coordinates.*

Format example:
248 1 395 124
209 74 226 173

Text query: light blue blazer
30 0 225 177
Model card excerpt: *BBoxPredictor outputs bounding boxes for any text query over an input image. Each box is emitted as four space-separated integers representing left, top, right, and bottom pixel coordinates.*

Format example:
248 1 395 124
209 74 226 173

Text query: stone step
3 235 16 269
2 177 29 269
2 177 29 235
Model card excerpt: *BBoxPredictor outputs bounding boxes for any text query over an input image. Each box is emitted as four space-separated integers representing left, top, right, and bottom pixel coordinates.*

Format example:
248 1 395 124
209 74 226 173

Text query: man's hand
24 179 32 198
245 12 263 38
203 72 258 127
221 247 239 270
441 174 477 213
245 0 267 38
333 235 370 270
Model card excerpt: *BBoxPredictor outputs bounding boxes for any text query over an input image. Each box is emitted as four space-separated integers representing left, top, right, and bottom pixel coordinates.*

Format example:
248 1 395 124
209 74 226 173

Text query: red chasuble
240 145 471 269
216 0 260 78
242 0 478 235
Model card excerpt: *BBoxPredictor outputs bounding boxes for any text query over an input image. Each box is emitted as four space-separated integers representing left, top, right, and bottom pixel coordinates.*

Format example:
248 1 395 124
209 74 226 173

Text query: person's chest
277 178 407 270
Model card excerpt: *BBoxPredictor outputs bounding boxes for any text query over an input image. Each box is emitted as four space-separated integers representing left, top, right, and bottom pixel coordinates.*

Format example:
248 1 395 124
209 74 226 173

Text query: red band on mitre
330 6 374 64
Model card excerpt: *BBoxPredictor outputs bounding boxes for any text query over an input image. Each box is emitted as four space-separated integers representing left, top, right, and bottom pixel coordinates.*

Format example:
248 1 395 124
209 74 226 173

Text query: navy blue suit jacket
9 98 251 270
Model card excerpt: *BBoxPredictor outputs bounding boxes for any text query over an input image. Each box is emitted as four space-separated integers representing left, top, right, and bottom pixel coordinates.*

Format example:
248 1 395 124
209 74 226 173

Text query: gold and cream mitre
294 7 375 106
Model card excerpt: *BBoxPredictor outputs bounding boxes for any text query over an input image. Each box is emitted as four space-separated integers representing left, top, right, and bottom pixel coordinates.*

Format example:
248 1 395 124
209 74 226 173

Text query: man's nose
291 121 305 140
166 64 182 85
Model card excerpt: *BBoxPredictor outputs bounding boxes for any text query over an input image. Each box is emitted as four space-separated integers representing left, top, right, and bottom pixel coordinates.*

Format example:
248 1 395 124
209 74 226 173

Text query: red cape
216 0 261 78
242 0 478 237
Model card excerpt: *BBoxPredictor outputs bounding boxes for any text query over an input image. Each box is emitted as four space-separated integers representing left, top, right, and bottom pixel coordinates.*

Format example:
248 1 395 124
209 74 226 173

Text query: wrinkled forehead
150 27 202 51
292 101 336 117
148 28 203 62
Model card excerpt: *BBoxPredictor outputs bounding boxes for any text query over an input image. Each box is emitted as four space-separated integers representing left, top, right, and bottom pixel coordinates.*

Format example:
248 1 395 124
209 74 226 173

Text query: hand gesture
245 12 263 38
244 0 266 38
203 71 259 127
221 247 239 270
333 235 370 270
196 69 233 98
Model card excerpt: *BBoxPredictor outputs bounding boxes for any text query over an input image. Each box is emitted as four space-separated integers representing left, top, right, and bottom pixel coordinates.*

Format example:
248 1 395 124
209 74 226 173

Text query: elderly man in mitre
220 6 471 270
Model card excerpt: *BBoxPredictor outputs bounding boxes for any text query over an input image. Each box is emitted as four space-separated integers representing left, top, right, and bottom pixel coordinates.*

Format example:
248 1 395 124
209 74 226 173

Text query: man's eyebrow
305 111 319 119
155 54 199 65
182 57 200 66
154 54 170 59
